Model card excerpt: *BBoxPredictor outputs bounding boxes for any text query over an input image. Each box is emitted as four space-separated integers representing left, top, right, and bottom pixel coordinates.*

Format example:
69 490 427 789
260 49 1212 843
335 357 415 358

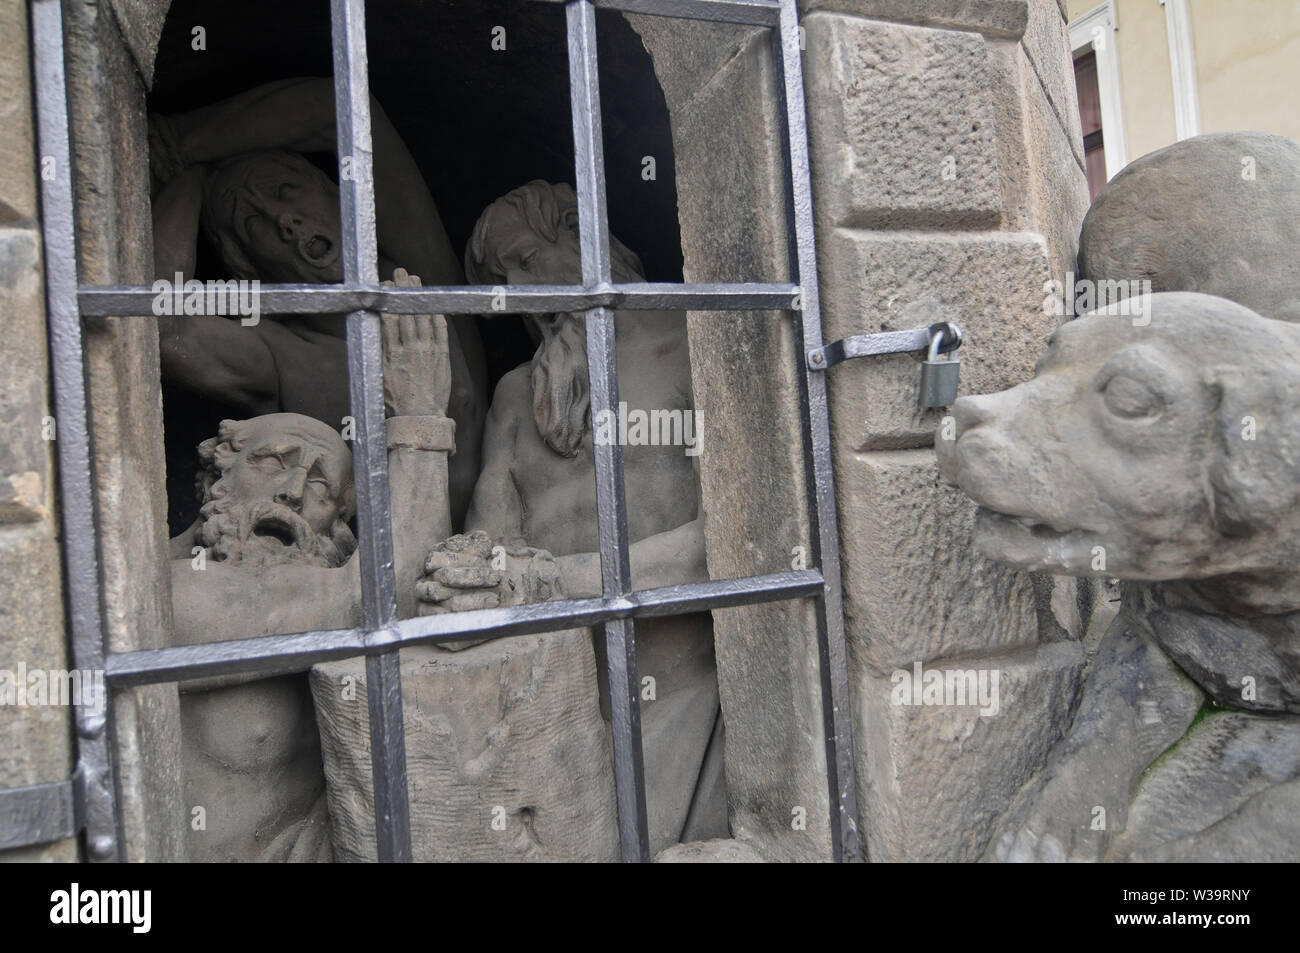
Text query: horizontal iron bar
808 322 962 370
104 570 823 687
77 283 801 317
593 0 781 26
0 778 80 851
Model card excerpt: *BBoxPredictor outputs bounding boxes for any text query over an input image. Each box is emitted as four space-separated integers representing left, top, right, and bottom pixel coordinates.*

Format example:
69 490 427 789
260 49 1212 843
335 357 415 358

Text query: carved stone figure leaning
415 181 727 855
168 312 455 861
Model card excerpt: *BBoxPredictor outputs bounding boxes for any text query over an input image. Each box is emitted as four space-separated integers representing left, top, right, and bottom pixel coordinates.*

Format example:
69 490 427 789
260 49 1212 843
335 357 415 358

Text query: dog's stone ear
1207 369 1300 536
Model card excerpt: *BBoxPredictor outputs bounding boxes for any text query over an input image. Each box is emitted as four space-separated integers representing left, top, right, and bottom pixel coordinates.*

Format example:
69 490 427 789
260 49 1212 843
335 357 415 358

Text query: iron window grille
22 0 861 863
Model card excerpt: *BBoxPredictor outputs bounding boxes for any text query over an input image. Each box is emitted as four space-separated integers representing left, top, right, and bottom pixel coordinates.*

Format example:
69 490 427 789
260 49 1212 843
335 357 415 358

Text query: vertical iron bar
773 0 862 862
567 0 650 862
31 0 122 862
330 0 412 863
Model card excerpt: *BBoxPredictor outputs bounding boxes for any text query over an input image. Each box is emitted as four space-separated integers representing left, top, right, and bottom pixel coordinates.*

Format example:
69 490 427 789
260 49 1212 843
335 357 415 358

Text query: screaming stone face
197 413 355 568
204 151 344 284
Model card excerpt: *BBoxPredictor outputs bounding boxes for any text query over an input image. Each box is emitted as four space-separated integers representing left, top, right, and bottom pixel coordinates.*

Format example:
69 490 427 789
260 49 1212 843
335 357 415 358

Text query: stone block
1013 44 1088 285
311 632 619 862
0 0 36 224
805 13 1004 230
821 229 1055 450
63 0 183 861
0 229 53 525
1019 0 1081 165
857 640 1084 861
837 449 1041 675
799 0 1029 38
0 523 72 792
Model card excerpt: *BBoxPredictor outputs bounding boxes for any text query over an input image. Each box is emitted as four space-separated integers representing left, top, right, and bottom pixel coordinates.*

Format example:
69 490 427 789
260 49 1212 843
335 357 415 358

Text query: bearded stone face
195 413 356 568
465 180 645 457
202 151 344 284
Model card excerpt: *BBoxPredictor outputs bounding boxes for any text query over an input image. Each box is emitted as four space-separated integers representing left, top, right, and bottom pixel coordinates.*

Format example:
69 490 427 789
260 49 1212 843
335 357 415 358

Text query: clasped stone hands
418 530 564 617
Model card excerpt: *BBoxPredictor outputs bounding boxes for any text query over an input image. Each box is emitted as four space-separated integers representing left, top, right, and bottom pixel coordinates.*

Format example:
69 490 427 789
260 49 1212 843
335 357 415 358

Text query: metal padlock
919 326 960 408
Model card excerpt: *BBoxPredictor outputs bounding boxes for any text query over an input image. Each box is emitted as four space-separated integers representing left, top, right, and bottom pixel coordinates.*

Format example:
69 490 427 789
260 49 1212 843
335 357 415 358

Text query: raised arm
380 274 456 617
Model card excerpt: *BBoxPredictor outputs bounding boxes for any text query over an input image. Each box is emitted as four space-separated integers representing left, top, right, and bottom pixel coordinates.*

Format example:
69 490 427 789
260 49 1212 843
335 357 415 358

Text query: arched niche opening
146 0 684 532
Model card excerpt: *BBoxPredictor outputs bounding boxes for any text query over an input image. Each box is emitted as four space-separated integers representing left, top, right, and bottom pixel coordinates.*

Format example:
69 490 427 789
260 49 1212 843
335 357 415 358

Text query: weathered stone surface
837 449 1040 675
1112 712 1300 862
1018 0 1080 166
105 0 170 88
64 0 183 861
1078 132 1300 324
0 524 73 790
800 0 1028 37
634 19 834 861
805 14 1004 231
622 15 763 120
0 0 75 864
311 634 619 862
0 1 36 225
1011 43 1087 287
655 838 766 863
0 229 52 525
821 230 1055 450
857 640 1084 862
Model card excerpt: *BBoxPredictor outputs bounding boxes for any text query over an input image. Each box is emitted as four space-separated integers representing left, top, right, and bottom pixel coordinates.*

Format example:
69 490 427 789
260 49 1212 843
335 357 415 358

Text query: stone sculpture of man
414 181 727 855
149 77 485 526
169 313 454 861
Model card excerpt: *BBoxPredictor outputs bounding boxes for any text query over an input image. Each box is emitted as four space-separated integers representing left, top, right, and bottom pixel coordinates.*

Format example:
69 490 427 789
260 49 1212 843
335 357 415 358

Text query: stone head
195 413 357 567
202 150 344 284
1078 132 1300 324
464 180 644 288
937 293 1300 611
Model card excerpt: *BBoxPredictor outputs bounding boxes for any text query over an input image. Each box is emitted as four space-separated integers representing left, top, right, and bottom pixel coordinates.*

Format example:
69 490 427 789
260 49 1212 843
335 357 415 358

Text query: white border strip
1161 0 1201 139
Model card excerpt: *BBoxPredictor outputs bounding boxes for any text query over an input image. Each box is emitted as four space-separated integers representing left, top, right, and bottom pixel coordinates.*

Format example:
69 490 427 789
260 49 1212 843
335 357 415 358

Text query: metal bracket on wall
806 321 962 370
0 772 84 852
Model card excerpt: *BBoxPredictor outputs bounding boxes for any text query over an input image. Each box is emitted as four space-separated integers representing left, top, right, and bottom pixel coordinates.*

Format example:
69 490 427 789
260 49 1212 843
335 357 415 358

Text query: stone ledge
799 0 1029 39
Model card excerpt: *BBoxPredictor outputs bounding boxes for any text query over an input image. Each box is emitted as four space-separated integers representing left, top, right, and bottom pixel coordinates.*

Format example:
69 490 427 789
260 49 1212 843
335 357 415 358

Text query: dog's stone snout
936 393 995 485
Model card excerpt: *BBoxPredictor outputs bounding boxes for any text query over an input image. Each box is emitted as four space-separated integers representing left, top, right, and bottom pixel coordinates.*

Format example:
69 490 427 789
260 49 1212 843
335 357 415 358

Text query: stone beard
467 180 645 458
194 423 357 569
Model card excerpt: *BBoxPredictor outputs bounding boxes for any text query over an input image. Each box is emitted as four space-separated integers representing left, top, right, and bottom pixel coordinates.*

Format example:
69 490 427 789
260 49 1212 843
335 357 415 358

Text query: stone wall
802 0 1092 860
0 0 183 861
631 0 1090 862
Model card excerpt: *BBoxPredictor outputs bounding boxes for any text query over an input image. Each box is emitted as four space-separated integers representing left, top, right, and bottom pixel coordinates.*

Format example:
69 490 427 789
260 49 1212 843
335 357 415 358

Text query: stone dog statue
940 131 1300 862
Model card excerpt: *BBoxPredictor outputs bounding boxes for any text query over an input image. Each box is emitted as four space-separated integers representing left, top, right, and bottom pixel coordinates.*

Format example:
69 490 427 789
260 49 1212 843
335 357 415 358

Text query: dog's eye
1102 375 1161 419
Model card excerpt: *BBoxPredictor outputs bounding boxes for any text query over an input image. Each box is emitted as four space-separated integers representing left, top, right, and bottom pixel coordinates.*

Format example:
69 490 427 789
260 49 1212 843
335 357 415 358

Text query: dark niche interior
150 0 684 533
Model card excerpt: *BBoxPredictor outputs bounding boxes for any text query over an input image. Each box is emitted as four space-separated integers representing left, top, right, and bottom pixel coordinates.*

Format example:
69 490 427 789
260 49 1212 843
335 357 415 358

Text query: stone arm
551 519 707 599
155 77 460 284
985 613 1203 862
455 388 707 603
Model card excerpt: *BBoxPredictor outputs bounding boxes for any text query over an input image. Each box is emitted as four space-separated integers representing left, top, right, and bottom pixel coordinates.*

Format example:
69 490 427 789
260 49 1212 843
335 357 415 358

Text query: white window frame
1069 0 1129 181
1159 0 1201 140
